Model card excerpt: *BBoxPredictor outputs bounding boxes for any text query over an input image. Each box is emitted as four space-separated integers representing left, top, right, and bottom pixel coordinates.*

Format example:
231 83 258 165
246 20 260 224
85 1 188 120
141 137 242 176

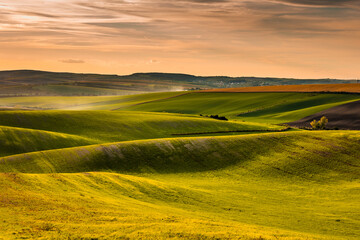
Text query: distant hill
0 69 357 96
202 83 360 93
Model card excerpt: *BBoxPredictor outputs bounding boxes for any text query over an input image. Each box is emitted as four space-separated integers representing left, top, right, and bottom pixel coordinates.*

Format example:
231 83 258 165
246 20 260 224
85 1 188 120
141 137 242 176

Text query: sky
0 0 359 79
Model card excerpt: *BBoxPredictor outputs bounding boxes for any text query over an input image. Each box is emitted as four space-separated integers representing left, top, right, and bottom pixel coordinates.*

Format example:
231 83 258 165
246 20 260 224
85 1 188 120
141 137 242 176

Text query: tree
319 116 328 129
310 119 319 129
310 116 328 130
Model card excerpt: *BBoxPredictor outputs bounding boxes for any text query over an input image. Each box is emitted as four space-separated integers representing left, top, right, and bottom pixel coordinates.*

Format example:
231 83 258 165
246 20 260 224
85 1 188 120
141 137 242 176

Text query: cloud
60 59 85 64
17 11 58 18
146 59 160 64
181 0 228 3
276 0 360 7
0 0 359 78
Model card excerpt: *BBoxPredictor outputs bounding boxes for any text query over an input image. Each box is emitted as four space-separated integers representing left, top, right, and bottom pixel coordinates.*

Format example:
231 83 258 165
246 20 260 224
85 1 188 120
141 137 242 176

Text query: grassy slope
0 131 358 177
2 92 360 124
122 92 360 123
33 84 144 96
0 91 359 239
0 111 279 158
238 96 360 123
0 126 96 157
1 172 286 240
0 92 183 110
0 132 359 239
0 95 118 109
67 91 188 110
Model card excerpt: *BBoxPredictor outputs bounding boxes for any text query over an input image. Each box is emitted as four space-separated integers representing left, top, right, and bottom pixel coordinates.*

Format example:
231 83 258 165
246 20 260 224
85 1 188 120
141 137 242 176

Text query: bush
310 116 328 130
209 115 228 121
200 114 228 121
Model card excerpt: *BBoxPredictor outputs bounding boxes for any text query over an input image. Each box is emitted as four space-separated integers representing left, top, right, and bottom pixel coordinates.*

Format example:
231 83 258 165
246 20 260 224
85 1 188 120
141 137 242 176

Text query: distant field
0 91 184 110
2 92 360 124
33 84 145 96
122 92 360 123
202 83 360 93
1 70 356 97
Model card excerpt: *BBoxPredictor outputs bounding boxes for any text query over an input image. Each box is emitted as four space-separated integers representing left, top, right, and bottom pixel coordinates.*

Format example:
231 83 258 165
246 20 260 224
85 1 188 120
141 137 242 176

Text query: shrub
200 114 228 121
210 114 228 121
310 116 328 130
319 116 328 129
310 120 320 129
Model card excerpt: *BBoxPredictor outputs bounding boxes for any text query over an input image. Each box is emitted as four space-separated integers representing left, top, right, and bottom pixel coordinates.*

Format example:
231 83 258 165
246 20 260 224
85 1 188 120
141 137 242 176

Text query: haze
0 0 359 78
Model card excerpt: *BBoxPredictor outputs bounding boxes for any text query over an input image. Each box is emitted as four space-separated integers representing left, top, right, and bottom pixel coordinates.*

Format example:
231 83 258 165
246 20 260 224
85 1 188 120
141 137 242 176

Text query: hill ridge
1 131 359 183
0 70 357 96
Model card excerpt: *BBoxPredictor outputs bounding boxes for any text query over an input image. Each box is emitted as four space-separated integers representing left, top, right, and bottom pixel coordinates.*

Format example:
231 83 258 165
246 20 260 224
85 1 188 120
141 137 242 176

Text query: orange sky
0 0 359 79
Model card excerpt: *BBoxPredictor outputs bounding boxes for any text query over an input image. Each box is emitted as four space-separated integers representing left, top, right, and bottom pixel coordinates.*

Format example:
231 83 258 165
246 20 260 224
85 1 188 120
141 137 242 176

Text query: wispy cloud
60 59 85 64
0 0 359 78
275 0 360 7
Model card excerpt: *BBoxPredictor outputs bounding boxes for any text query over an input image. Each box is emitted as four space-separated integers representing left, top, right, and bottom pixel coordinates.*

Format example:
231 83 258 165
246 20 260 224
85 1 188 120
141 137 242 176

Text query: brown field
201 83 360 93
287 100 360 130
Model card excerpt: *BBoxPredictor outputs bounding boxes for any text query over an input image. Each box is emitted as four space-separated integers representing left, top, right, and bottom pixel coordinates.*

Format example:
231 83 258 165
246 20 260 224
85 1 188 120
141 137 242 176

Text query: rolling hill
0 70 357 96
0 84 360 239
0 132 359 239
0 111 280 141
121 92 360 123
0 92 184 110
2 92 360 125
0 131 358 178
0 125 96 157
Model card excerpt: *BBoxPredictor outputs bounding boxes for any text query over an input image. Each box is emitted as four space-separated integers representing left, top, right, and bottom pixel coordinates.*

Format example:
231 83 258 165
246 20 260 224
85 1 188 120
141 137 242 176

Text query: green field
122 92 360 123
0 92 183 110
0 111 279 147
0 125 96 157
33 85 145 96
0 91 359 239
1 92 360 123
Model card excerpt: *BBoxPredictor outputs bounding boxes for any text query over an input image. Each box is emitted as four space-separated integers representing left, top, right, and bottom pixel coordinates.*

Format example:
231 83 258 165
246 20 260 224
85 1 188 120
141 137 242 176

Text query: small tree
319 116 328 129
310 116 328 130
310 119 319 129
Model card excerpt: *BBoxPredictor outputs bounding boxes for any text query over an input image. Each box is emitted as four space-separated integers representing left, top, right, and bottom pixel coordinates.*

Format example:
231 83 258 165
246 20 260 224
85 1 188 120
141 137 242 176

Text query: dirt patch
287 100 360 130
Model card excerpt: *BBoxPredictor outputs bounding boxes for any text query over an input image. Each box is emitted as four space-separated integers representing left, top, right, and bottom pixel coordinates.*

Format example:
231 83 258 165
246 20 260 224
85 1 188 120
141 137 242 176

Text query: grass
0 111 279 145
33 84 145 96
0 125 96 157
0 131 359 239
0 91 184 110
0 110 281 159
0 95 119 109
67 91 187 110
2 92 360 124
0 90 359 239
0 131 358 177
0 172 339 240
122 92 360 123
